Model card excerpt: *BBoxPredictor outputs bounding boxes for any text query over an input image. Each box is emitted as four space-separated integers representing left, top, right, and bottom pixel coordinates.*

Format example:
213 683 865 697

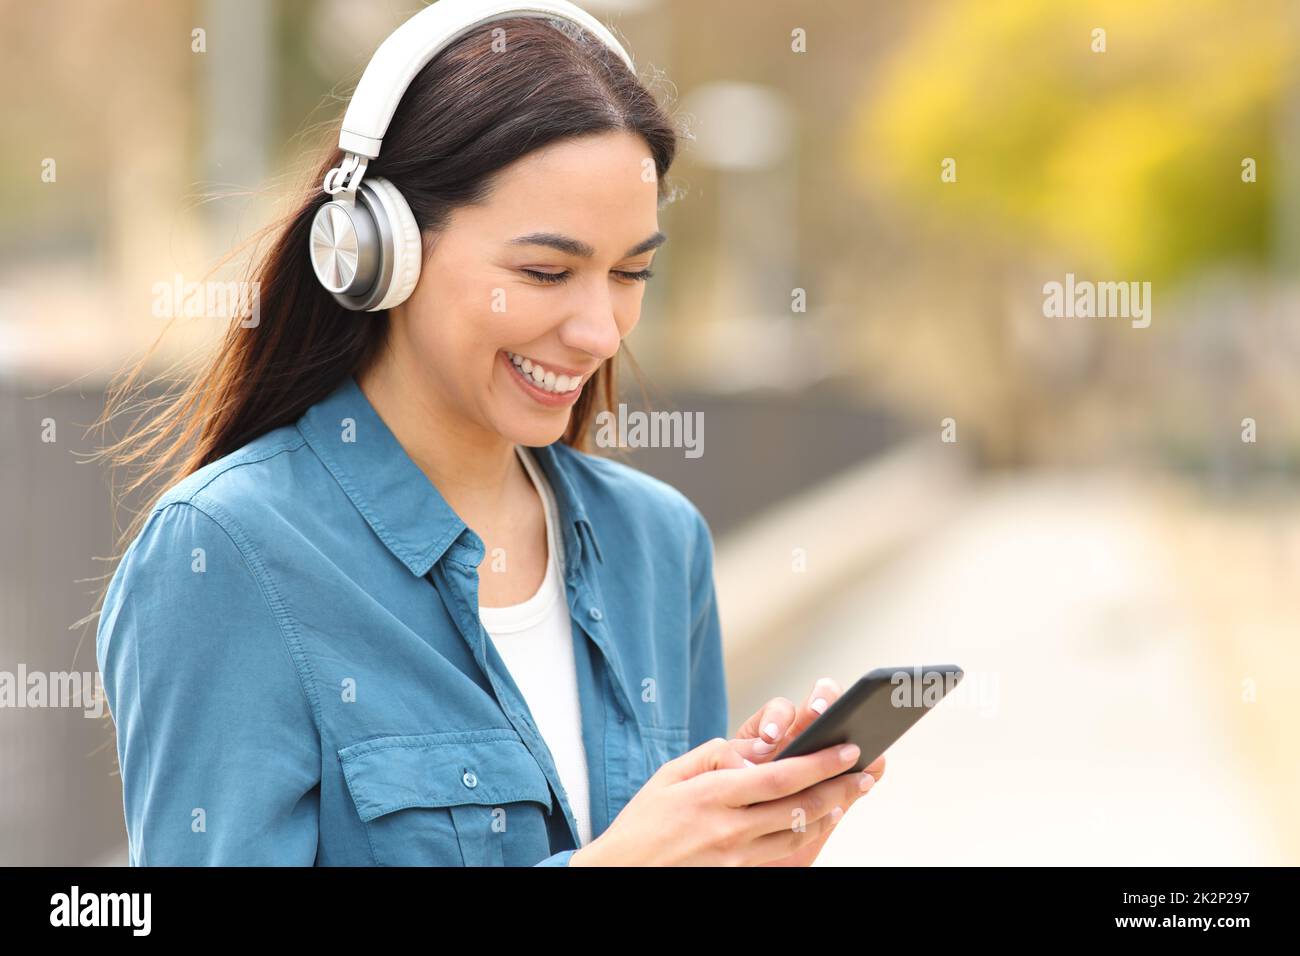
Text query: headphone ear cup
309 197 381 297
363 176 422 312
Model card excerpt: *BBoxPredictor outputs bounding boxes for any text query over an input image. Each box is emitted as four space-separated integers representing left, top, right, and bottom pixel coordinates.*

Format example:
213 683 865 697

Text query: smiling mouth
504 350 585 394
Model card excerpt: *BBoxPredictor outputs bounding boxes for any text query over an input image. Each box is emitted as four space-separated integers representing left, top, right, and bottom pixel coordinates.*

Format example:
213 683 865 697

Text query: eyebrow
507 230 667 259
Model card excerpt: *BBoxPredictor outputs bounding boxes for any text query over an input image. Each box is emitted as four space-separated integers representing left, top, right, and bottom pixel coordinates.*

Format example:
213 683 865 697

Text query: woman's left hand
727 677 885 867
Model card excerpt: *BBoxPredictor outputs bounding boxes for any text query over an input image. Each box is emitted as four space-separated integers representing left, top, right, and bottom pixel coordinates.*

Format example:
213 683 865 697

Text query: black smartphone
771 664 964 775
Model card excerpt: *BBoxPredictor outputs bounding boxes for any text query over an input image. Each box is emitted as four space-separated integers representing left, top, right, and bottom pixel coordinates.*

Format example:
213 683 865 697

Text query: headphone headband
338 0 636 160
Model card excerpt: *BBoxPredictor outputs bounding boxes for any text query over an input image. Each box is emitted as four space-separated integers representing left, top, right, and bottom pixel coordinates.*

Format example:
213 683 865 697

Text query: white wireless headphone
309 0 636 311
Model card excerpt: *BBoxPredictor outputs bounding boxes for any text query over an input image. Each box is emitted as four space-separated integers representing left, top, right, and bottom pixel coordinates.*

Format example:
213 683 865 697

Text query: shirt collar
296 373 603 578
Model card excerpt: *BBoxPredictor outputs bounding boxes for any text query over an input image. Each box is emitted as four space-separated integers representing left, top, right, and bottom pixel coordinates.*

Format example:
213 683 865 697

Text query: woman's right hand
568 736 870 866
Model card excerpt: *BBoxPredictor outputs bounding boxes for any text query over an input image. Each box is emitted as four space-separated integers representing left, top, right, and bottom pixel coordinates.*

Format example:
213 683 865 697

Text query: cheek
484 286 568 344
615 289 646 336
403 304 461 367
405 268 505 364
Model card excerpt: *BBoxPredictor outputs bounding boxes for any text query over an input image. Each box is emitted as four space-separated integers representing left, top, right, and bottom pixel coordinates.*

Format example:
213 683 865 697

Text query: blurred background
2 0 1297 865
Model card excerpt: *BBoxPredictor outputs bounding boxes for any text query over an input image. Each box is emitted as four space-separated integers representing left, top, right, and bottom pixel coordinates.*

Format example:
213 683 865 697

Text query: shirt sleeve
96 500 322 865
533 849 578 866
686 504 729 748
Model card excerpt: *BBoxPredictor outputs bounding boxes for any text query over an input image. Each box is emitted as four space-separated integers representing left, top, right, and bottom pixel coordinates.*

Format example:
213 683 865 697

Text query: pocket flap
338 728 555 823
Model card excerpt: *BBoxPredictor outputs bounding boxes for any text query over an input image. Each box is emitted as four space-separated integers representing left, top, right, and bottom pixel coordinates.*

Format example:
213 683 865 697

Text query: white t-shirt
478 445 593 847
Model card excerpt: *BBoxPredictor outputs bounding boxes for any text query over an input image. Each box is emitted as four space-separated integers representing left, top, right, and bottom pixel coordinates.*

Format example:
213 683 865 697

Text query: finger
863 753 886 783
771 677 842 757
803 676 841 722
733 697 798 758
749 806 840 866
732 677 843 763
748 780 857 868
756 828 833 867
742 759 875 844
716 739 861 808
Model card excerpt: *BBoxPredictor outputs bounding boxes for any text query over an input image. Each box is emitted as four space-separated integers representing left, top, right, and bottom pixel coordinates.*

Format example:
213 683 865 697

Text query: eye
522 269 569 284
521 267 656 285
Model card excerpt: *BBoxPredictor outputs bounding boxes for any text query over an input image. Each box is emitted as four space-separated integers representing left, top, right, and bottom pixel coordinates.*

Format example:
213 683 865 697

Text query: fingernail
830 806 844 824
811 697 828 714
859 772 875 792
743 758 756 767
762 722 779 741
839 744 860 763
751 738 776 754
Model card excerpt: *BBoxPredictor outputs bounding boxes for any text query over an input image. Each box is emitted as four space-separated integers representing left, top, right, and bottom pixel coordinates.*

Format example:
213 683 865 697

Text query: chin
497 411 571 448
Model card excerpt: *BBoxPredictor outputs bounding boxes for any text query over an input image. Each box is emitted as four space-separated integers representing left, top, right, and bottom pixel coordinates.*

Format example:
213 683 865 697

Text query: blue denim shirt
96 373 728 866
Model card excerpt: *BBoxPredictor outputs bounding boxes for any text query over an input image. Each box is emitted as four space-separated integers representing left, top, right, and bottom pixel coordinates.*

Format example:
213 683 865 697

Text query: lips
504 350 585 394
499 350 590 408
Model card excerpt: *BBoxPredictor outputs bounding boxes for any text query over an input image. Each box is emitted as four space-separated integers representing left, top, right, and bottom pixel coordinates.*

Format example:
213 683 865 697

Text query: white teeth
505 351 582 394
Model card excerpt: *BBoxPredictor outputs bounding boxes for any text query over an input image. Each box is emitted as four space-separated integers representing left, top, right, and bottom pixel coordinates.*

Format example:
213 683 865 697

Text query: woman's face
387 130 664 448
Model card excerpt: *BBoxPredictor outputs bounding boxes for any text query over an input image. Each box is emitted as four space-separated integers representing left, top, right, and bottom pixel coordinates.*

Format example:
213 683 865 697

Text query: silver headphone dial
310 201 379 295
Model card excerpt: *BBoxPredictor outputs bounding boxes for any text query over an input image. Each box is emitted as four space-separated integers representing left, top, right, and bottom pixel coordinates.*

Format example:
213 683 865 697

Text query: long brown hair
92 15 677 556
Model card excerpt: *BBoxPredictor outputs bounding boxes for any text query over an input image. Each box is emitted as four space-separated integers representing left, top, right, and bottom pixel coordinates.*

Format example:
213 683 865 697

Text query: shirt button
462 770 478 789
588 606 603 621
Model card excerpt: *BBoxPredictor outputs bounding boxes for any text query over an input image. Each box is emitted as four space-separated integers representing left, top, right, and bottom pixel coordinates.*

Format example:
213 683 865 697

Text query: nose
557 283 624 362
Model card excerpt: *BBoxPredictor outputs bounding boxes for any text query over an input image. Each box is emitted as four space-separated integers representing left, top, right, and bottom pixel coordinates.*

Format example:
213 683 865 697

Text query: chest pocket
339 728 556 866
639 724 691 777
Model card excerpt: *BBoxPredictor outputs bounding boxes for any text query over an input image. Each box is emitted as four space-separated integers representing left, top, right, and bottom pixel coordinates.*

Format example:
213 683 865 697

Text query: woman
95 3 881 867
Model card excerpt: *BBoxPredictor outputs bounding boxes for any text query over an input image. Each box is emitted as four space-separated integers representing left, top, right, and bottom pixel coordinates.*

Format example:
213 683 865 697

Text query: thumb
656 736 749 784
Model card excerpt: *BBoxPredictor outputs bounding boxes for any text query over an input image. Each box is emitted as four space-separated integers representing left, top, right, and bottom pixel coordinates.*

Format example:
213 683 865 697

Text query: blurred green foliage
854 0 1293 287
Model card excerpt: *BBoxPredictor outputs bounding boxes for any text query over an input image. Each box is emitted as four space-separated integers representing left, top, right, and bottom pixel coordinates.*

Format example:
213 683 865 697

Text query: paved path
742 473 1285 865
